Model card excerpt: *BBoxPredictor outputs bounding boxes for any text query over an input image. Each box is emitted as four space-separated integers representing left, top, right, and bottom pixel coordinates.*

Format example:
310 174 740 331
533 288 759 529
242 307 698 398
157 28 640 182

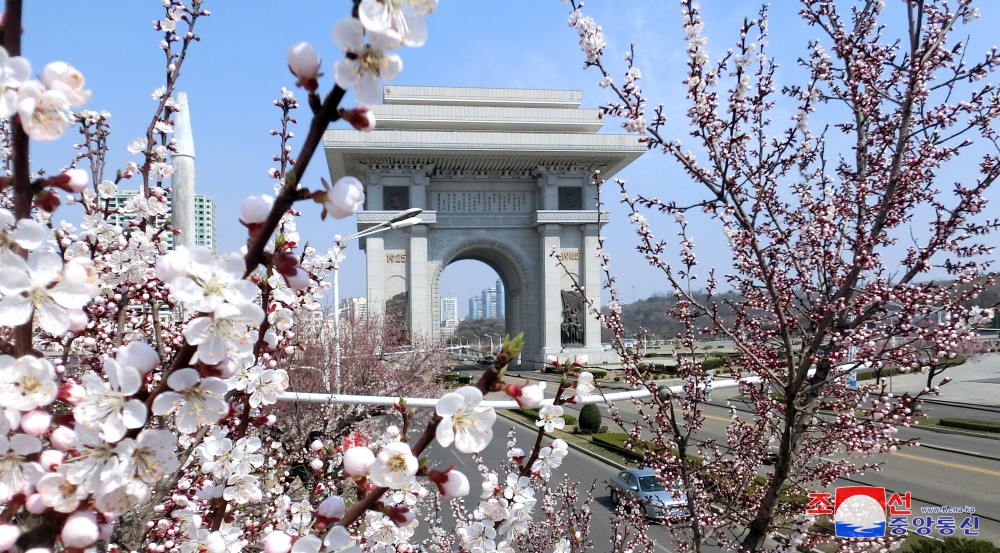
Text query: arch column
408 225 429 339
581 223 602 349
539 223 562 357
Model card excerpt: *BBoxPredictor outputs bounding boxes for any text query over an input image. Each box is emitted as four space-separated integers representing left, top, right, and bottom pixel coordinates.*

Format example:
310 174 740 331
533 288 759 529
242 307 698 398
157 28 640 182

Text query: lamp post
488 333 502 353
331 208 423 393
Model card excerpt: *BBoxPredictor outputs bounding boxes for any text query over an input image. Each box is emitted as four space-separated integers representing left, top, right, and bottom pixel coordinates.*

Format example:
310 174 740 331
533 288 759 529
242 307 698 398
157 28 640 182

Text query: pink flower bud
574 354 589 365
505 381 545 409
214 357 237 379
20 410 52 436
117 341 161 374
316 495 345 522
310 439 324 452
285 267 311 290
286 42 321 91
62 511 99 548
316 177 365 220
383 505 415 527
39 449 64 471
67 308 88 332
428 468 470 499
342 446 375 477
341 106 376 132
25 493 47 514
262 531 293 553
50 168 89 193
310 458 324 471
545 354 559 365
240 194 274 226
0 525 21 552
58 384 85 405
50 426 77 451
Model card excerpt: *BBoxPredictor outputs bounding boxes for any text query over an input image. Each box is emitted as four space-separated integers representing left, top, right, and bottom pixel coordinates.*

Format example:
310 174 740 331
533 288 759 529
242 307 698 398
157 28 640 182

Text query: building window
384 186 410 211
558 186 583 210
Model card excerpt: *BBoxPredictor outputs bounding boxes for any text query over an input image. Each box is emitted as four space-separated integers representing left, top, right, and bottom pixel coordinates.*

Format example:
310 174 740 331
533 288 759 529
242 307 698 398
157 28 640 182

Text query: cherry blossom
0 355 58 412
358 0 436 48
0 433 43 502
0 46 30 117
36 471 88 513
40 61 91 106
0 210 46 266
531 440 568 479
332 18 402 105
0 250 95 335
16 80 72 140
116 429 178 484
316 176 366 220
167 247 258 313
435 385 496 453
73 358 148 442
151 368 229 434
536 404 566 432
368 442 418 489
183 302 266 364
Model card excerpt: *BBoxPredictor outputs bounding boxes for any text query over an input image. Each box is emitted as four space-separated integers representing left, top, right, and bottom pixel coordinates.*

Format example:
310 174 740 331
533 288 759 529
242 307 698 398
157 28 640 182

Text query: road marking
703 413 731 423
893 451 1000 477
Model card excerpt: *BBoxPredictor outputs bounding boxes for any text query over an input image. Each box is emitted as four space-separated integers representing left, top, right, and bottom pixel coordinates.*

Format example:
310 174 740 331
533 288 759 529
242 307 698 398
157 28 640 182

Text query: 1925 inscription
386 253 407 263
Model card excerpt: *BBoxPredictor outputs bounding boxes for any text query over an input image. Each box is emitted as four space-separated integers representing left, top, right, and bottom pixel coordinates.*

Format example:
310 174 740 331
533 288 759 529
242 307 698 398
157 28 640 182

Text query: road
558 385 1000 545
426 416 704 552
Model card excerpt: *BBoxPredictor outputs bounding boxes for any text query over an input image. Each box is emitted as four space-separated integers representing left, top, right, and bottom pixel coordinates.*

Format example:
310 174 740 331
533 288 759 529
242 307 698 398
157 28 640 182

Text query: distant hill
606 278 1000 342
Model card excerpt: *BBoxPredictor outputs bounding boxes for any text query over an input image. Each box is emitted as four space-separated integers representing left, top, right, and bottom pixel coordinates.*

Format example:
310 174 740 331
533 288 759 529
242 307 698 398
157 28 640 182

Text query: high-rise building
496 278 505 317
107 190 216 251
440 296 458 327
340 297 368 320
482 287 497 319
193 194 217 251
469 296 483 320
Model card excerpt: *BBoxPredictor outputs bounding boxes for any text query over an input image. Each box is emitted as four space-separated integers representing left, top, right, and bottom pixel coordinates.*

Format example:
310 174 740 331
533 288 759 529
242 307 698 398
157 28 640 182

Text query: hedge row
938 418 1000 434
591 432 646 460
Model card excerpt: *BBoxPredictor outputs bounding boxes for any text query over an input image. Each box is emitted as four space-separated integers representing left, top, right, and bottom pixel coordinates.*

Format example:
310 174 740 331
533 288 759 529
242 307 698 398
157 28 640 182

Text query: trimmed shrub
586 369 607 379
578 404 602 434
701 357 726 371
938 418 1000 434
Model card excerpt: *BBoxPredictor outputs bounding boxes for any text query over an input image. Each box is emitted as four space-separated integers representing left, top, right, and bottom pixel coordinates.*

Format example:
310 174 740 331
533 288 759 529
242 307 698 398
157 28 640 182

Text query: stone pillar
581 223 602 349
408 225 429 340
539 223 562 357
412 167 431 210
366 236 386 316
171 92 196 249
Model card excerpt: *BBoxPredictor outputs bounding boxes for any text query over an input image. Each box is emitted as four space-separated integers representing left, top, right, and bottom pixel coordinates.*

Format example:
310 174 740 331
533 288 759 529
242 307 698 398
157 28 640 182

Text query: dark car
609 468 688 521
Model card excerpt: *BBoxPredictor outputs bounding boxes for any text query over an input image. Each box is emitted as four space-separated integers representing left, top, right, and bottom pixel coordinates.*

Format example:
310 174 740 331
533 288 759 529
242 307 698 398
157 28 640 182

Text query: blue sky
23 1 1000 318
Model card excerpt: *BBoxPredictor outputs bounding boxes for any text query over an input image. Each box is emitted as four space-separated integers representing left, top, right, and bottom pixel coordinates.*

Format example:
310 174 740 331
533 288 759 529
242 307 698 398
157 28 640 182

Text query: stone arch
326 86 645 367
431 237 533 351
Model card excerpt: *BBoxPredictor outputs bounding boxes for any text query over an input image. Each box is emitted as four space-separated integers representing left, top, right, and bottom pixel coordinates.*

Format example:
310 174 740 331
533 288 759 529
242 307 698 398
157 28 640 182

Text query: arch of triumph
324 86 644 368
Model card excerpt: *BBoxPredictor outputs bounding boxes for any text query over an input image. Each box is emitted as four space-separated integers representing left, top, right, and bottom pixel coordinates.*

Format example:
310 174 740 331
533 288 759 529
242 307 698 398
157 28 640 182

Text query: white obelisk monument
171 92 196 249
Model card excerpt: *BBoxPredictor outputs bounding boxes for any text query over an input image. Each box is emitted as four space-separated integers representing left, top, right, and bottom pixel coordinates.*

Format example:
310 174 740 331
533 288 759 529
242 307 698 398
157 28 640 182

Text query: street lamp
488 333 502 353
331 208 424 393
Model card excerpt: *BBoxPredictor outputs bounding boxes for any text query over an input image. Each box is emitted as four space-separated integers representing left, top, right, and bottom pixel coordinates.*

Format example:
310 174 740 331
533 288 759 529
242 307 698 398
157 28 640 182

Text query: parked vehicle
609 468 688 521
